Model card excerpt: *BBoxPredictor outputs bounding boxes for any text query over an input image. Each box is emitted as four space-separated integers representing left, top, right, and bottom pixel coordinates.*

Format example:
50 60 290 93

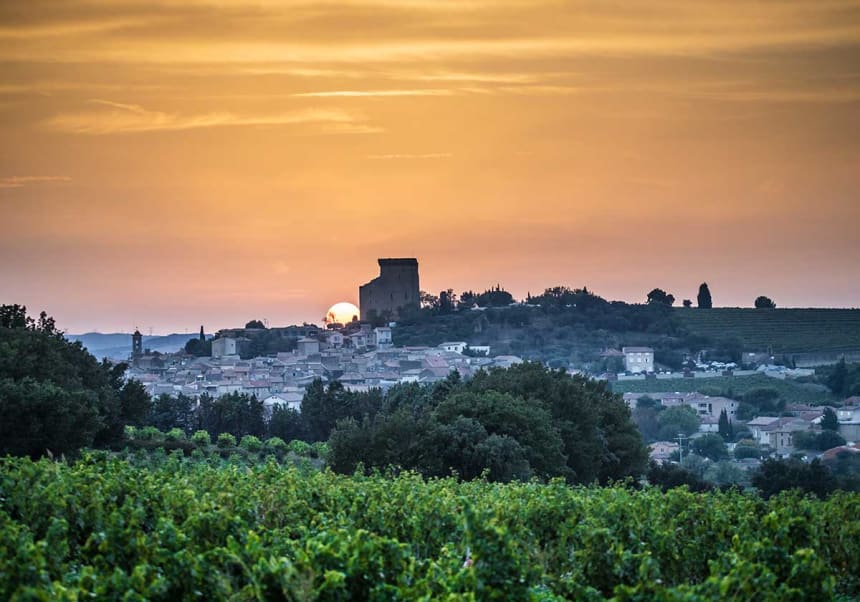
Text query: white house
262 393 303 416
439 341 468 354
468 345 491 356
211 337 238 359
374 327 393 348
622 347 654 373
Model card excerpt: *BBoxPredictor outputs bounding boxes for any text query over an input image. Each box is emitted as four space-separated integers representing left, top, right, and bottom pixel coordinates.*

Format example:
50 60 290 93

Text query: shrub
312 441 330 460
264 437 288 454
288 440 313 456
165 428 185 442
239 435 262 452
123 425 137 440
138 426 163 441
734 444 761 460
191 430 211 447
217 433 237 448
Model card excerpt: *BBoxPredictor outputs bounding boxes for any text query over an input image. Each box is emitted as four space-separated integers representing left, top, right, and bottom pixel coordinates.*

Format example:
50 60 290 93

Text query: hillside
392 305 860 368
611 373 837 405
675 308 860 354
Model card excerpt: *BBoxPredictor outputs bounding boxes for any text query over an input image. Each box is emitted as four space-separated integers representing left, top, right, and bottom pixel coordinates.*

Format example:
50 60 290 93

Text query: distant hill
675 308 860 355
611 373 836 406
66 332 200 360
391 305 860 369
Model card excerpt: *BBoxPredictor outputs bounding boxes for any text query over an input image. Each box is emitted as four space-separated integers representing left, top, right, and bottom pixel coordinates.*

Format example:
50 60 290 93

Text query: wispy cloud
42 99 381 134
367 153 453 160
0 175 71 189
293 89 455 98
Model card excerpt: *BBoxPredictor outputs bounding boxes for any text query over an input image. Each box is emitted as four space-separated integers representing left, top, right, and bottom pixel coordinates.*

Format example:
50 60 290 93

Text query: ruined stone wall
359 258 420 321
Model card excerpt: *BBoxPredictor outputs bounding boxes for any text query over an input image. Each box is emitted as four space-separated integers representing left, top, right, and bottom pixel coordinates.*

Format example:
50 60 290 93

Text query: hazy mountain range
66 332 200 361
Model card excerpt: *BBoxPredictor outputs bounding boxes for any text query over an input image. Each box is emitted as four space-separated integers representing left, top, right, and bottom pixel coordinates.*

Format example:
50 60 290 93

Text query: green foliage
191 430 211 447
263 437 288 454
691 434 729 461
329 364 648 484
138 426 163 441
734 444 761 460
821 407 839 431
287 439 313 456
820 360 860 397
0 304 149 457
675 308 860 355
612 373 835 406
656 406 700 441
183 337 212 357
164 428 185 442
795 430 846 451
752 458 837 499
216 432 236 448
302 380 383 442
3 456 856 600
196 392 265 441
717 408 734 441
239 435 262 452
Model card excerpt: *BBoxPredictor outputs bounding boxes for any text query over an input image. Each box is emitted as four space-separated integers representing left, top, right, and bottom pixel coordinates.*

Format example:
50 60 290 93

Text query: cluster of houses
635 390 860 463
128 329 521 415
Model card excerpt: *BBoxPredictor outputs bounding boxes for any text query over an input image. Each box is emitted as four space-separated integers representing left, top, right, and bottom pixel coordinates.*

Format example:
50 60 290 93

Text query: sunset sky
1 0 858 333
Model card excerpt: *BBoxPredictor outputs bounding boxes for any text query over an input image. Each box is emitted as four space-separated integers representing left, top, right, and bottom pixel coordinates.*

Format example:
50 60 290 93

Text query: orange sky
1 0 859 333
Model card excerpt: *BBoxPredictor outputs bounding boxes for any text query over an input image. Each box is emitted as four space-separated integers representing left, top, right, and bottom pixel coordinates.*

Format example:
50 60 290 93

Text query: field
675 308 860 354
611 373 836 405
2 453 858 600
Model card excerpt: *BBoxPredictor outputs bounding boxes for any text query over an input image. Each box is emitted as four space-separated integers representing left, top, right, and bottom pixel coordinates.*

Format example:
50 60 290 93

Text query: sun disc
326 302 360 325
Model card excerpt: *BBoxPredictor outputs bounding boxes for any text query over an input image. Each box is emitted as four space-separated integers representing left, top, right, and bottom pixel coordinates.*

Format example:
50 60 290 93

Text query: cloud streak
367 153 453 160
0 175 71 189
42 100 381 134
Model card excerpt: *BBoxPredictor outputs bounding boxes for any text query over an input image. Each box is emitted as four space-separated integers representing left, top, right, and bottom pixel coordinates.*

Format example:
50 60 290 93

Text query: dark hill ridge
67 332 200 360
673 308 860 354
392 305 860 367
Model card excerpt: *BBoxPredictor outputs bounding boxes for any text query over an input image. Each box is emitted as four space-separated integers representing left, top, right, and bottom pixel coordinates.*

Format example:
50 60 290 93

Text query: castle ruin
359 258 420 321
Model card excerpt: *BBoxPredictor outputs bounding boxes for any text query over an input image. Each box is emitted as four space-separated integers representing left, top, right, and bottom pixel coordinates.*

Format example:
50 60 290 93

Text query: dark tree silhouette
697 283 712 308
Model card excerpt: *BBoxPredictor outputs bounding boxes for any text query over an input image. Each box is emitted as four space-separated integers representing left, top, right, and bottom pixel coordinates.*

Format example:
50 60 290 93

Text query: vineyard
675 308 860 354
2 453 858 600
611 373 836 405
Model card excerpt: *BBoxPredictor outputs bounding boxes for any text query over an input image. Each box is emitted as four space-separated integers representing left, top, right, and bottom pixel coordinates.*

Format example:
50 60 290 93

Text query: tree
816 429 846 451
329 363 648 484
245 320 266 329
0 304 147 456
647 288 675 307
821 407 839 431
691 433 729 461
682 299 692 308
754 296 776 309
697 283 712 309
656 406 700 440
826 360 848 397
148 393 195 434
646 461 712 492
717 408 733 441
268 405 308 442
752 458 836 499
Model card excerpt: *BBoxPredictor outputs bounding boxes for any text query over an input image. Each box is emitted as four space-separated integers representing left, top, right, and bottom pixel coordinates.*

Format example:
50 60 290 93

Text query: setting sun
325 302 360 326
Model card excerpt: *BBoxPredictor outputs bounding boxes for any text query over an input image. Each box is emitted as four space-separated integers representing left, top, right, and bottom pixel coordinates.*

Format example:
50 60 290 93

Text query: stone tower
359 258 420 321
131 328 143 359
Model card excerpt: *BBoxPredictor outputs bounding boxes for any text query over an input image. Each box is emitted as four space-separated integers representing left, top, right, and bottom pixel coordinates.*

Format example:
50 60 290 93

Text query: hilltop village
122 257 860 470
128 258 517 408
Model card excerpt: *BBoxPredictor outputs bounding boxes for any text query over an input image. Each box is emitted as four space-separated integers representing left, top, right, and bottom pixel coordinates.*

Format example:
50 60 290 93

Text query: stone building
359 258 420 321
